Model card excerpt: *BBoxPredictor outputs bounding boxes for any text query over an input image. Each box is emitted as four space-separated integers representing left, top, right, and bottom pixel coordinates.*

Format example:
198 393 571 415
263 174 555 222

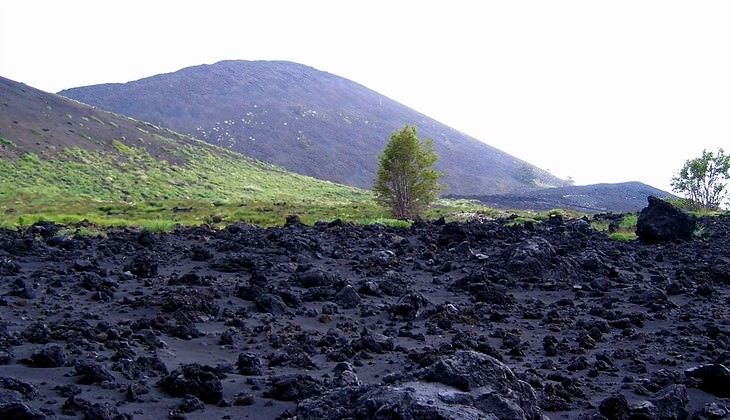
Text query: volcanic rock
157 363 224 404
73 360 116 385
28 344 67 368
636 196 696 243
0 214 728 418
685 364 730 397
418 350 543 419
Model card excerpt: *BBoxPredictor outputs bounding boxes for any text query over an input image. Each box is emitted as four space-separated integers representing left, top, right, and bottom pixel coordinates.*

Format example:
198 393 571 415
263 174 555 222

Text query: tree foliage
671 148 730 211
374 125 444 219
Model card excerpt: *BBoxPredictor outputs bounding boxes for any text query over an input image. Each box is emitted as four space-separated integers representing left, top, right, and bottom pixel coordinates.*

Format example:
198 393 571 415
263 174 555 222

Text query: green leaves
374 125 444 219
671 148 730 211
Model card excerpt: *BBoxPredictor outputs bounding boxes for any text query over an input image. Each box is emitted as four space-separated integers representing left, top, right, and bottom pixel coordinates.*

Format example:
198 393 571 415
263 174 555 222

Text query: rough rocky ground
0 210 728 419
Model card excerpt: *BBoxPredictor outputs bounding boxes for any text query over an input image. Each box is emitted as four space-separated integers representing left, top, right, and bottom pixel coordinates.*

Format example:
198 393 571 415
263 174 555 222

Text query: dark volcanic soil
0 213 729 419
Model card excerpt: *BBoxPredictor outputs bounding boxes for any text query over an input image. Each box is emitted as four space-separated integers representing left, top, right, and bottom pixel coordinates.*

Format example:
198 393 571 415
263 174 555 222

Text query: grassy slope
0 77 390 227
0 140 383 227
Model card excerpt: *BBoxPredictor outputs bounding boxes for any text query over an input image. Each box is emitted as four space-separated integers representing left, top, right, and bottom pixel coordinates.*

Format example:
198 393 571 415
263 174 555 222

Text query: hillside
450 181 678 213
59 60 567 195
0 76 376 226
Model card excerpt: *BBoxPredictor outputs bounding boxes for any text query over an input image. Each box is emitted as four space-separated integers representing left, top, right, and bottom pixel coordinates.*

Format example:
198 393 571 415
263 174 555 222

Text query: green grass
111 139 135 155
693 226 704 238
608 232 636 241
361 217 412 228
618 214 638 230
592 213 638 241
0 135 16 147
501 208 585 227
0 144 400 227
58 225 108 238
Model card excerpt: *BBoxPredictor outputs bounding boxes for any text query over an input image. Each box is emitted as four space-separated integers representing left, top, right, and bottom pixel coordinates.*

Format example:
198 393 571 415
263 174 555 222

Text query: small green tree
671 148 730 211
374 125 444 219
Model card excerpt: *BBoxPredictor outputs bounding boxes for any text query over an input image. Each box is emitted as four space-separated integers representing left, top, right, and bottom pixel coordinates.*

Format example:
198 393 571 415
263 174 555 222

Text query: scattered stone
178 394 205 413
418 350 542 419
649 384 689 420
28 344 67 368
0 388 45 419
264 374 324 401
599 394 629 419
124 254 158 278
685 363 730 397
112 355 168 380
0 377 38 399
334 284 361 308
157 363 224 404
693 402 728 419
73 360 116 385
233 392 255 406
285 214 302 226
504 237 556 277
390 291 428 320
236 353 263 376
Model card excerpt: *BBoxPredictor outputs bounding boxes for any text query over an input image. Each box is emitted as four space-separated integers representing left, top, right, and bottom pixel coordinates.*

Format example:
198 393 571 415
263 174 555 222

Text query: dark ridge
448 181 677 213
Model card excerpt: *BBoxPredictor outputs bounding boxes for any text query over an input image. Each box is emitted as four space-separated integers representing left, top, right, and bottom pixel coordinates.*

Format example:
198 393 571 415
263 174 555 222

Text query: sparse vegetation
516 164 537 186
0 135 15 147
361 217 412 228
592 213 638 241
58 225 108 238
88 115 105 125
500 208 584 227
617 213 637 231
111 139 135 155
608 232 636 241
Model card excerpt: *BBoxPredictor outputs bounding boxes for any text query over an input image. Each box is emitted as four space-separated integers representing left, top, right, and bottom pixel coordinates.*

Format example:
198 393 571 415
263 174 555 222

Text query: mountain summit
59 60 565 195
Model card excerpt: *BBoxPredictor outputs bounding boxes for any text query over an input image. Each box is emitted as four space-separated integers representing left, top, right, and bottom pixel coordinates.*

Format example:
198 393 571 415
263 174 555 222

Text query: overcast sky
2 1 729 193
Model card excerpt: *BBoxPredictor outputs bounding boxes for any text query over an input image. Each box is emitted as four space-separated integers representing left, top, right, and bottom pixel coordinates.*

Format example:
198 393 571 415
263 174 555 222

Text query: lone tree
374 125 444 219
671 148 730 211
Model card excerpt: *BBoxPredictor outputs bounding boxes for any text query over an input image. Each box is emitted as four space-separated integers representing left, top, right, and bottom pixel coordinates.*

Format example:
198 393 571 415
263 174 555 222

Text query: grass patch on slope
0 143 388 227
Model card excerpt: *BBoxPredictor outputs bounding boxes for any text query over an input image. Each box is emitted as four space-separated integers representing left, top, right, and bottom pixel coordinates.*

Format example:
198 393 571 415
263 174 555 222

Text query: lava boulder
636 196 696 243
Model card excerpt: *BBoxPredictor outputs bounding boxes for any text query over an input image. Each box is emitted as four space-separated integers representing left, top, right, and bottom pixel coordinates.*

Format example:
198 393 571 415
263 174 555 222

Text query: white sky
2 1 729 193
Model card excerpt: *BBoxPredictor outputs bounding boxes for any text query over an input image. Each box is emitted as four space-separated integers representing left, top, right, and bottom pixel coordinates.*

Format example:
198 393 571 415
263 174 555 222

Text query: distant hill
59 60 566 195
450 181 677 213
